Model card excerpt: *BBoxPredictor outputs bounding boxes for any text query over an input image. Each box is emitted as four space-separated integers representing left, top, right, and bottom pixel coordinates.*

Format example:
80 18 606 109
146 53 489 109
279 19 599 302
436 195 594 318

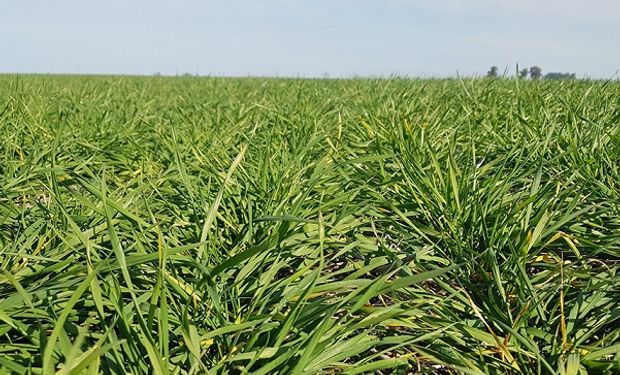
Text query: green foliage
0 75 619 374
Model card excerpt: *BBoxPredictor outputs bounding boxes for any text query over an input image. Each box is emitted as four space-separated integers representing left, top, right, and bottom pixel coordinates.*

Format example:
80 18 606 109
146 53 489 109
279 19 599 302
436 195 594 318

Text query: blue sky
1 0 619 78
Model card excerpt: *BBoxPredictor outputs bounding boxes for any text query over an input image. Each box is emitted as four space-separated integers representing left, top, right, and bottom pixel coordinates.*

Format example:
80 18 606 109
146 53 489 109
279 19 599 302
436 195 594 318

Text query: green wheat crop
0 75 619 374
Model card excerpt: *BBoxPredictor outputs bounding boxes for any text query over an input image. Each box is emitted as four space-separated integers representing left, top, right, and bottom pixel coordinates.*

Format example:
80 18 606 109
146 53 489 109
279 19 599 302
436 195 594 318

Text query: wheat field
0 75 619 374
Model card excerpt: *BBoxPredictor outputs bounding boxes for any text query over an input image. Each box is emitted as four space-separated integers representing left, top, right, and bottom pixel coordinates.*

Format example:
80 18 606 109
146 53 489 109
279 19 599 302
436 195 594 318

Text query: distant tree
529 66 542 80
519 68 529 79
487 66 499 78
544 72 577 80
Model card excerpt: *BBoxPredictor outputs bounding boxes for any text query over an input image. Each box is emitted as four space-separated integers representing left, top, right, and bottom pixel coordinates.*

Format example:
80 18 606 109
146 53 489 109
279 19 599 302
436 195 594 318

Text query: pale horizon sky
1 0 619 78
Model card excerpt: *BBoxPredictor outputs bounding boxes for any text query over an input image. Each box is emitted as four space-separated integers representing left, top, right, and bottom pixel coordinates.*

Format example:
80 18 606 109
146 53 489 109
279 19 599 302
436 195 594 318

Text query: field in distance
0 75 619 374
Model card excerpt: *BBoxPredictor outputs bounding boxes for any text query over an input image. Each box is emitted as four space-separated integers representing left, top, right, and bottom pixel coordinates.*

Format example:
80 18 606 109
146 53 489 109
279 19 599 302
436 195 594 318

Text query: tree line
486 66 577 80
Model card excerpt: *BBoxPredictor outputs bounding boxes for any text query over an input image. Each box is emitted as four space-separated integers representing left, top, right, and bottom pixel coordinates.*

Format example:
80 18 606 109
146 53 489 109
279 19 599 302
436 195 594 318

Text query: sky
1 0 619 78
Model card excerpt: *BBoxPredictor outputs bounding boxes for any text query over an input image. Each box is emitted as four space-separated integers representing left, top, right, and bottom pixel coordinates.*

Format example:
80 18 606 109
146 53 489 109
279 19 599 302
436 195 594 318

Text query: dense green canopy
0 75 619 374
